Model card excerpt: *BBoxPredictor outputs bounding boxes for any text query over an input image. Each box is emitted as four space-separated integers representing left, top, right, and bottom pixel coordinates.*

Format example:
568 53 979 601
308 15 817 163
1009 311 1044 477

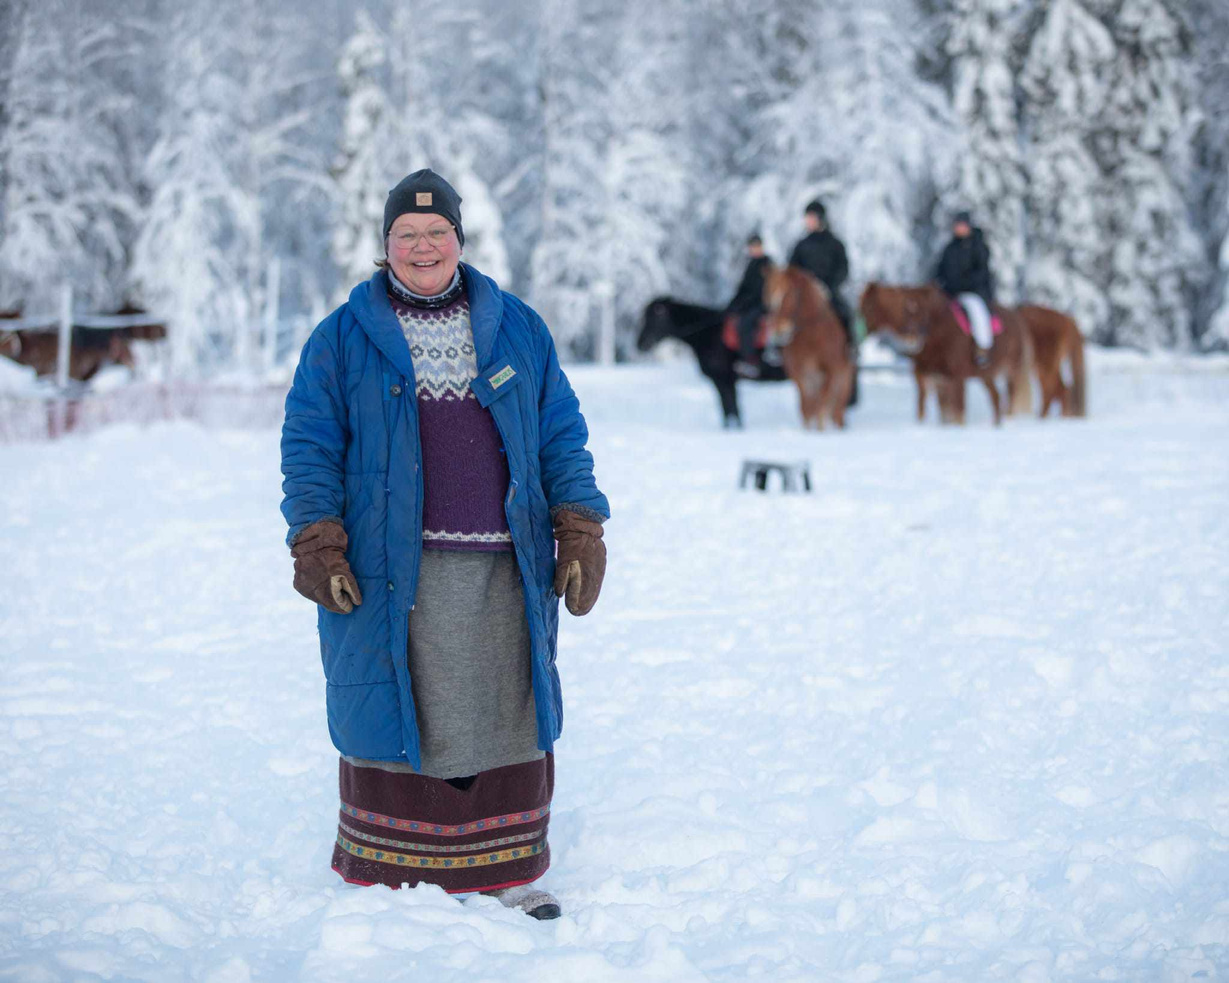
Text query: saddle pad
722 314 773 353
949 301 1003 337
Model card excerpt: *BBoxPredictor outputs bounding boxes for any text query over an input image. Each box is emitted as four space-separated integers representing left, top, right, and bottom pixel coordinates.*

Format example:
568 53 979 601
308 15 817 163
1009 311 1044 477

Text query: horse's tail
1067 318 1087 417
1009 316 1034 416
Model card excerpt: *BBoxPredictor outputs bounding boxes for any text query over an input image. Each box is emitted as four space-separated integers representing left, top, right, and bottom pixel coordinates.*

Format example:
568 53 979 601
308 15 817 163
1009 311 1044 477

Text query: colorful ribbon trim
340 801 549 837
337 818 542 854
336 833 545 870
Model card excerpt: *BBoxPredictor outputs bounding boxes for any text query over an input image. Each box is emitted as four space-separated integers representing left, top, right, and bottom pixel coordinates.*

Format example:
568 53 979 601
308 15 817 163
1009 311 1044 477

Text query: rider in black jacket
728 234 772 371
789 200 852 335
789 200 858 403
934 211 996 363
934 211 994 305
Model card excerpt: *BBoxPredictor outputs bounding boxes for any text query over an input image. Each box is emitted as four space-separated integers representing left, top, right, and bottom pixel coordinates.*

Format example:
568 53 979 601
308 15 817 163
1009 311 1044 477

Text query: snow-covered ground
2 357 1227 982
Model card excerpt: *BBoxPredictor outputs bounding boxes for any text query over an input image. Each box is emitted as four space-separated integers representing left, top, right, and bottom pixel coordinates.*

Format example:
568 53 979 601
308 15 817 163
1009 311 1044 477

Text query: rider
789 199 857 403
934 210 995 365
728 233 772 377
789 200 852 337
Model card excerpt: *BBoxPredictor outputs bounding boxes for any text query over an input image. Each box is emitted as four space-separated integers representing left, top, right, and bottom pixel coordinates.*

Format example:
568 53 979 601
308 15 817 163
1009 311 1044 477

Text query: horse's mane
782 265 830 304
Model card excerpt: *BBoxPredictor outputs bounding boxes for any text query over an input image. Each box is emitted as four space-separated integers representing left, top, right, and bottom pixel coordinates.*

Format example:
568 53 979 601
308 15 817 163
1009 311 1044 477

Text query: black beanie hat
952 210 972 226
383 168 464 247
804 199 826 221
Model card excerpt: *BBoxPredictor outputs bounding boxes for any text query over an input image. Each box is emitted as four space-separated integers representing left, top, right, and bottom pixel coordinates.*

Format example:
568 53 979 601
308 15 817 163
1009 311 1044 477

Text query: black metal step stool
739 459 812 492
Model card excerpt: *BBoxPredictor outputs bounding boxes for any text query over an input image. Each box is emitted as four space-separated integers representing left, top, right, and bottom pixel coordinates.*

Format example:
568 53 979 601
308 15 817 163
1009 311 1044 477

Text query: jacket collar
346 263 505 377
459 263 504 367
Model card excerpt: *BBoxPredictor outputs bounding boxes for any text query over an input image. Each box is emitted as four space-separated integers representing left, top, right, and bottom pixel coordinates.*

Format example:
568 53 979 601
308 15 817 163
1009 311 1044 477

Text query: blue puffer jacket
281 265 609 768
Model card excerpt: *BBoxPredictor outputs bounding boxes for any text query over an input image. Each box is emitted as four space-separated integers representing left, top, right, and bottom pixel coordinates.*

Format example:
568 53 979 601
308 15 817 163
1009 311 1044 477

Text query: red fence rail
0 383 290 443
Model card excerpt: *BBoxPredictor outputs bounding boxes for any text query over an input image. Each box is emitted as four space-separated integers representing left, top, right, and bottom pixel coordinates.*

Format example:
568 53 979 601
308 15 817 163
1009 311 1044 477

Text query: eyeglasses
389 228 453 249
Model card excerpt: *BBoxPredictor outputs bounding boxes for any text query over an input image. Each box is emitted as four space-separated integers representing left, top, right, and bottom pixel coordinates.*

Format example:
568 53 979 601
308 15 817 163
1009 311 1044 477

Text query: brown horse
764 265 855 429
859 283 1032 425
1016 304 1087 417
0 304 165 383
0 327 136 381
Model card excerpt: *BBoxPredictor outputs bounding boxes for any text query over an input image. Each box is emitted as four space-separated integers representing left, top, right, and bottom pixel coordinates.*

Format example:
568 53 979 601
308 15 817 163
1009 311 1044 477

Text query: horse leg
982 375 1001 426
950 379 968 425
713 373 741 428
1039 374 1056 418
791 372 811 429
936 378 953 424
814 368 832 430
832 363 853 428
915 368 927 422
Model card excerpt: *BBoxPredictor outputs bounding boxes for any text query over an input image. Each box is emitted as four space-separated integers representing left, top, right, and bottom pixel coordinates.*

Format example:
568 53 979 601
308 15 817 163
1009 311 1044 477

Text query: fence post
263 257 281 378
594 280 615 366
56 283 72 389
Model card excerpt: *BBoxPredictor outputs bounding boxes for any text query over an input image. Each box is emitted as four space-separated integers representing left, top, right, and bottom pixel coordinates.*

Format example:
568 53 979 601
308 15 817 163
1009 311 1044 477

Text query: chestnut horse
859 282 1032 425
1016 304 1087 417
0 305 164 383
764 265 855 429
0 327 135 382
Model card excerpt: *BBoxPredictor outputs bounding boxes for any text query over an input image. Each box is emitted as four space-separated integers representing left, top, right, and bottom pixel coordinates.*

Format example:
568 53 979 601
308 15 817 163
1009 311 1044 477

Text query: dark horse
636 298 789 428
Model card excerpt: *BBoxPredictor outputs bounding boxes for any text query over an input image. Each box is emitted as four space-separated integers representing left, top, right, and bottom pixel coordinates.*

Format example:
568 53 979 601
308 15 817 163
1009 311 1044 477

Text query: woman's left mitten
291 520 364 614
552 512 606 616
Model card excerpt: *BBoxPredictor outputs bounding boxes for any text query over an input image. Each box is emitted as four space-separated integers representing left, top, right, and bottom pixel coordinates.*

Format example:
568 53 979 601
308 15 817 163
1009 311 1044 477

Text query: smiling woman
281 168 609 920
386 214 461 297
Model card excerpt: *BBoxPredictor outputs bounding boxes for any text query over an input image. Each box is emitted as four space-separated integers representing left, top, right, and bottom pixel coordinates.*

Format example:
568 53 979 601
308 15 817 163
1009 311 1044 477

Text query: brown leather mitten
290 520 363 614
552 511 606 616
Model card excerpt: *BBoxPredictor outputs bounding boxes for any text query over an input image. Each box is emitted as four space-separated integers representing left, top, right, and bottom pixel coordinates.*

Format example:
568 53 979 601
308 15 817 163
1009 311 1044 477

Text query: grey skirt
347 548 542 779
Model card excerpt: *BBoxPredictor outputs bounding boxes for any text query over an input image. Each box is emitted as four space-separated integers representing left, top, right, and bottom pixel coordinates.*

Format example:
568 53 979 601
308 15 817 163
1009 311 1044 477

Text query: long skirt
331 752 554 893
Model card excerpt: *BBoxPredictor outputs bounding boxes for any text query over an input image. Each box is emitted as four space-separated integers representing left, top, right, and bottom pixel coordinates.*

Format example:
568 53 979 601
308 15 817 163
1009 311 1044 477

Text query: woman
281 168 608 920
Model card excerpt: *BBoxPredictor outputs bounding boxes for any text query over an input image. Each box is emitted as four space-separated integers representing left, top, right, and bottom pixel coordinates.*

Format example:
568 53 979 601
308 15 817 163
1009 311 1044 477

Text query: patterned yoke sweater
387 269 514 553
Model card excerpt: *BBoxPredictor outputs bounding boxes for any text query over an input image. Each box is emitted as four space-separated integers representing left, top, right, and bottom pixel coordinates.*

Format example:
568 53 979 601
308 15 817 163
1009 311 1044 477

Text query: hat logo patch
416 192 433 206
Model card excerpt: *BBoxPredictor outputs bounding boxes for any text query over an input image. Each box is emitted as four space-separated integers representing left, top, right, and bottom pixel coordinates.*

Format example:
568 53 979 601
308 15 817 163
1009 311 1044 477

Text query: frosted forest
1 0 1227 371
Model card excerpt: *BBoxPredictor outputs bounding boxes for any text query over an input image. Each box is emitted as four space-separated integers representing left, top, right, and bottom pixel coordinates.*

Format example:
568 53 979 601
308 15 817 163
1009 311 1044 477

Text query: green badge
489 366 516 390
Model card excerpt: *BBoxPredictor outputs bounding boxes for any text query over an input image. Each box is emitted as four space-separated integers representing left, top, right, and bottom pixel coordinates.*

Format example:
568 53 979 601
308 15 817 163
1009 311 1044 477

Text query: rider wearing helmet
934 210 996 364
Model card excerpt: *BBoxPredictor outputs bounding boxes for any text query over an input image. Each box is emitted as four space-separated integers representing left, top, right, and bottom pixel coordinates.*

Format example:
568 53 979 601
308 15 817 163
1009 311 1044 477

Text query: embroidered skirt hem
331 753 553 893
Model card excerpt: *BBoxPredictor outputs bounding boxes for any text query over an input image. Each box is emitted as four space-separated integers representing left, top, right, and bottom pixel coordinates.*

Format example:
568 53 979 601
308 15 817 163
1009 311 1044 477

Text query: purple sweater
388 275 513 552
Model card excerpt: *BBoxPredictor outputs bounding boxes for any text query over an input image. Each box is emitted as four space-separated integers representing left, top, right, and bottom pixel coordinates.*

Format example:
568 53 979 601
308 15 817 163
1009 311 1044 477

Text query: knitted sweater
388 271 513 552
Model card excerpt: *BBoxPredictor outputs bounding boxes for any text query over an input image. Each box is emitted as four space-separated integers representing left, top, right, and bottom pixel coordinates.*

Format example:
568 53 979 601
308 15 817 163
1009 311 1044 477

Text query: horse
0 325 136 382
859 282 1032 426
637 297 787 428
0 304 165 383
1015 304 1087 417
763 265 855 429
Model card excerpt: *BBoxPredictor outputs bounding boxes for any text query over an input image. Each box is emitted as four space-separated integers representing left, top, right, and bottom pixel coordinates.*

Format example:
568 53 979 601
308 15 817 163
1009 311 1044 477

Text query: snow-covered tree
0 0 139 310
331 11 399 291
1022 0 1202 347
531 0 623 357
130 2 260 374
1021 0 1117 335
713 0 955 302
1099 0 1202 349
1188 0 1229 349
944 0 1030 302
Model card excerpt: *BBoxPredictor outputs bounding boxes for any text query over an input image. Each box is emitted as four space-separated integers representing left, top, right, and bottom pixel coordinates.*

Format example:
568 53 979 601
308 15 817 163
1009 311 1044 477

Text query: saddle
949 300 1003 338
721 314 773 353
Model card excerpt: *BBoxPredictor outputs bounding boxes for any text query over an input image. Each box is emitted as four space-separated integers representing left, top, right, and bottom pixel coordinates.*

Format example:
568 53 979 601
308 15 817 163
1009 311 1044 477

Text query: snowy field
2 355 1228 982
